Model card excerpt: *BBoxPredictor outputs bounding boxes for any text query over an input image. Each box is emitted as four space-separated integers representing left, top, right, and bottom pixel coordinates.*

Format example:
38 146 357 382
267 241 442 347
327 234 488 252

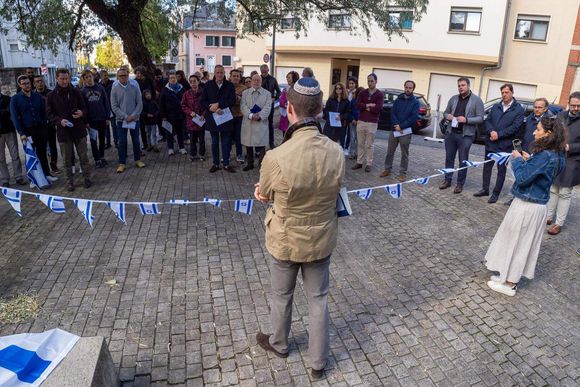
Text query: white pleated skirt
485 197 547 283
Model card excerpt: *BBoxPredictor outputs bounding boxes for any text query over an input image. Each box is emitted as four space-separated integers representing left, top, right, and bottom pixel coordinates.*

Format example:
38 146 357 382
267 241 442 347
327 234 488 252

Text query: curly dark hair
531 116 567 154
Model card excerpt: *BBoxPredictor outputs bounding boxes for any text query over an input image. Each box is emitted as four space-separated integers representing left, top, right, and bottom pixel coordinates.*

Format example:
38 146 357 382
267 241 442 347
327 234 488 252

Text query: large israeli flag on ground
488 152 512 165
355 188 373 200
0 328 79 386
385 183 403 199
36 194 66 214
138 202 160 215
234 199 253 215
415 177 430 186
203 198 221 207
1 188 22 217
23 139 49 189
106 202 126 223
74 199 95 226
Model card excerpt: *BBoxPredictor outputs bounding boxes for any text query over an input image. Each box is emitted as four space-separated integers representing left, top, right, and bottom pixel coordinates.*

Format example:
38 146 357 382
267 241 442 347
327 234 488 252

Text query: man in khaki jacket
254 77 345 380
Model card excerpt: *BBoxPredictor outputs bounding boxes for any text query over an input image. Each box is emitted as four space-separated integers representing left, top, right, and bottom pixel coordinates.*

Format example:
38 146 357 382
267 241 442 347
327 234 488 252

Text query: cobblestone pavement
0 131 578 386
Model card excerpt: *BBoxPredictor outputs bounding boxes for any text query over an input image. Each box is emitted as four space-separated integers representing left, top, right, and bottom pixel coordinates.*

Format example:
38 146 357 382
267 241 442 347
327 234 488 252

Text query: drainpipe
478 0 511 97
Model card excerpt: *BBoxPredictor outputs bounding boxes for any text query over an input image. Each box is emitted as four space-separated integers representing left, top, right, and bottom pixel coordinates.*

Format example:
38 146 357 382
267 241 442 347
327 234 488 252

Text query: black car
474 97 564 144
377 88 432 132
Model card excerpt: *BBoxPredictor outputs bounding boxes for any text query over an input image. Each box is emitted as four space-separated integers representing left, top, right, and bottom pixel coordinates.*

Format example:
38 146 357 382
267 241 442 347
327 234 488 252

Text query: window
205 36 219 47
280 17 298 30
328 11 351 29
222 55 232 67
9 43 19 51
389 10 413 30
222 36 235 47
195 57 205 66
514 15 549 42
449 8 482 33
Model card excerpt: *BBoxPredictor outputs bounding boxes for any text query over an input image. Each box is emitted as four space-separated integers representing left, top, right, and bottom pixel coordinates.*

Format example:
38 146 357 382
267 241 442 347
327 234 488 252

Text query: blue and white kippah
293 77 321 96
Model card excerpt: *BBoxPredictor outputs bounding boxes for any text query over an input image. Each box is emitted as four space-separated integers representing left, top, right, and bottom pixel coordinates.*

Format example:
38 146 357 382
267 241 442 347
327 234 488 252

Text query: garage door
428 74 475 112
275 66 303 85
486 80 537 101
372 68 412 89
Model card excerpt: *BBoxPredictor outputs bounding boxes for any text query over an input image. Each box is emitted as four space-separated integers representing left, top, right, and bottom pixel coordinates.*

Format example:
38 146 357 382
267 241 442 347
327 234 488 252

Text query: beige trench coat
240 87 272 147
259 124 345 262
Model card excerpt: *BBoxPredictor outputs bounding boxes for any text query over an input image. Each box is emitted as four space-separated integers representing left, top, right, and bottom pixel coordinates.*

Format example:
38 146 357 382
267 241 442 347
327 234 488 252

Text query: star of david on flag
138 202 160 215
355 188 373 200
234 199 253 215
385 183 402 199
415 177 430 185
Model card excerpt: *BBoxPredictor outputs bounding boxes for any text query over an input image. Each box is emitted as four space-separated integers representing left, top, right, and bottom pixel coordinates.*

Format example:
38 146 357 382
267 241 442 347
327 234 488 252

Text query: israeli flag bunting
488 152 512 166
23 139 50 189
74 199 95 226
355 188 373 200
415 176 430 186
385 183 403 199
234 199 253 215
1 188 22 217
106 202 126 223
203 197 221 207
437 168 456 175
0 328 79 386
170 199 190 205
36 194 66 214
462 160 484 167
138 202 160 215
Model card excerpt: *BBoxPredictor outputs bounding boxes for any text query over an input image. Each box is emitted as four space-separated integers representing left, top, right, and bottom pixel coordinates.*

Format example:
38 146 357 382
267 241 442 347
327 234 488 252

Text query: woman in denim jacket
484 116 566 296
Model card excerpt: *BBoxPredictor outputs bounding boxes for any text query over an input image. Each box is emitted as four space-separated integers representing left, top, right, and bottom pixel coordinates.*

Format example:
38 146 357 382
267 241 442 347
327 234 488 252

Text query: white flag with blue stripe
203 197 221 207
234 199 253 215
2 188 22 217
74 199 95 226
0 328 79 386
138 202 160 215
355 188 373 200
415 176 430 186
336 187 352 217
488 152 512 165
23 139 50 189
437 168 456 175
385 183 402 199
169 199 190 205
462 160 484 167
36 194 66 213
107 202 126 223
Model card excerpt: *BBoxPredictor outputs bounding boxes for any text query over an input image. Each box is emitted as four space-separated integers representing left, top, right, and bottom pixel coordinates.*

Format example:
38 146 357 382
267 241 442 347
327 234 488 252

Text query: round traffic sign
263 54 270 63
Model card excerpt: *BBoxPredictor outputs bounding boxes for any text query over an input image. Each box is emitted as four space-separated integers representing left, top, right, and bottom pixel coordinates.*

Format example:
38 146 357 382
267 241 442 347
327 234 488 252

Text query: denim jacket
511 150 565 204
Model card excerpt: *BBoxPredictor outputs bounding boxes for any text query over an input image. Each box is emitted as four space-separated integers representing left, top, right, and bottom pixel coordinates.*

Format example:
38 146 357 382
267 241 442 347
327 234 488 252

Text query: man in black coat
0 84 26 186
201 65 236 173
474 83 524 204
260 64 280 149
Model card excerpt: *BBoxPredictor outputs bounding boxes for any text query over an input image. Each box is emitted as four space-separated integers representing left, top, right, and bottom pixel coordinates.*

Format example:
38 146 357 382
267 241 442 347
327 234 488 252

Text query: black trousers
268 103 275 148
47 124 58 167
26 126 51 176
482 149 507 195
246 146 265 166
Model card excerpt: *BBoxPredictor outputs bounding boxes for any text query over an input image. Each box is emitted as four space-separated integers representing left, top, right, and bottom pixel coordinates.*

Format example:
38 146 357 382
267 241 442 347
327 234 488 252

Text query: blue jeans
348 122 357 156
117 121 141 164
444 131 473 185
210 131 232 166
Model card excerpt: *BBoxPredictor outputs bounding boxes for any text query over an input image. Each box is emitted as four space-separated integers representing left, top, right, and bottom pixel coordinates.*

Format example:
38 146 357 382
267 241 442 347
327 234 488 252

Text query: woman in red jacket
181 75 206 161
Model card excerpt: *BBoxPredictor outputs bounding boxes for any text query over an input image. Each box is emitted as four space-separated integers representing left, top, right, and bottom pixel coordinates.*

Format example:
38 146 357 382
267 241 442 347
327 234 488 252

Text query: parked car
377 88 432 132
474 97 564 144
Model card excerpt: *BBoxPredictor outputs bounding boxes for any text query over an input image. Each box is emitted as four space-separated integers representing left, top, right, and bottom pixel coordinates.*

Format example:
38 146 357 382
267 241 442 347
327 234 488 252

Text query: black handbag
439 118 449 135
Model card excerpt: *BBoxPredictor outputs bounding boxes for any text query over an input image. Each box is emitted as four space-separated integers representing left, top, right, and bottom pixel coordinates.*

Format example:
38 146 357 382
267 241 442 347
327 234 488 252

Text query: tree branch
68 1 86 51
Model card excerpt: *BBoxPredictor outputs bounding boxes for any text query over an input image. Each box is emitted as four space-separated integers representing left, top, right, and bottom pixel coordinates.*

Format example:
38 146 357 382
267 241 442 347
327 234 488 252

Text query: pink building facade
182 30 236 75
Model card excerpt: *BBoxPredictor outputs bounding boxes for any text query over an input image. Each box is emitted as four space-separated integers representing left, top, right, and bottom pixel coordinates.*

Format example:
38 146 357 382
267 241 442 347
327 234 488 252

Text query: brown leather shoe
256 332 288 358
439 181 452 190
398 175 406 182
380 170 390 177
351 163 363 170
547 224 561 235
546 219 552 225
453 184 463 194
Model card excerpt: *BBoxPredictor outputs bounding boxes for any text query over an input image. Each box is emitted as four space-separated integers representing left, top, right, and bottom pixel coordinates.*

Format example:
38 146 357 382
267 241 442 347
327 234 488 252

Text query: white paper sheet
213 108 234 126
329 112 342 127
161 120 173 134
191 115 206 127
122 120 136 130
393 127 413 137
451 117 459 128
89 128 98 141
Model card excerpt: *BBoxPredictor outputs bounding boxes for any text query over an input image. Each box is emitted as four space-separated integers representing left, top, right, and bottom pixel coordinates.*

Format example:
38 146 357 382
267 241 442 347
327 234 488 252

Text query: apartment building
236 0 580 108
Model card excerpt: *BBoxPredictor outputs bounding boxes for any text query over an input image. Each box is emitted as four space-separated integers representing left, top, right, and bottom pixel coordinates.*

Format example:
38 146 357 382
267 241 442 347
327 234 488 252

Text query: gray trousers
269 255 330 370
60 137 91 182
384 131 411 175
0 132 24 183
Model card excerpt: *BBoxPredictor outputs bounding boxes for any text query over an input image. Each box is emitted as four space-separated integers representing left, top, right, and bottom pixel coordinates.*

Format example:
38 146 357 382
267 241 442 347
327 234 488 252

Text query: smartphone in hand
512 139 523 153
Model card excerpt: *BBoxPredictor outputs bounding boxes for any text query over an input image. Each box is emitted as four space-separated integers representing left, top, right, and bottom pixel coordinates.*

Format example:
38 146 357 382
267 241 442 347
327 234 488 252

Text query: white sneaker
490 275 501 282
487 280 516 296
179 148 187 155
168 149 175 156
46 175 58 183
78 167 82 174
72 166 76 174
343 149 349 156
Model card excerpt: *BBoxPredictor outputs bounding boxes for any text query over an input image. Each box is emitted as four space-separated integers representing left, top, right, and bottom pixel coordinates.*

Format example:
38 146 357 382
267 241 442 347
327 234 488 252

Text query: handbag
439 118 449 135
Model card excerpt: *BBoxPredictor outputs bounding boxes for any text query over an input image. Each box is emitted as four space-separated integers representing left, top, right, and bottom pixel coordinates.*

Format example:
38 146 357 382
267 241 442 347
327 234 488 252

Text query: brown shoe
380 170 390 177
546 219 552 225
439 181 452 190
453 184 463 194
256 332 288 358
364 165 371 173
398 175 406 182
351 163 363 170
547 224 561 235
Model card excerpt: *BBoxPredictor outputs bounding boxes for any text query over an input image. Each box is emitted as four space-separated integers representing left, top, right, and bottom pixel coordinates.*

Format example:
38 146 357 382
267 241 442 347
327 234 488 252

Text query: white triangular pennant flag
106 202 126 223
488 152 512 166
462 160 484 167
170 199 190 205
437 168 456 175
203 197 221 207
2 188 22 216
74 199 95 226
385 183 402 199
415 176 430 186
36 194 66 213
336 187 352 217
355 188 373 200
138 202 160 215
234 199 253 215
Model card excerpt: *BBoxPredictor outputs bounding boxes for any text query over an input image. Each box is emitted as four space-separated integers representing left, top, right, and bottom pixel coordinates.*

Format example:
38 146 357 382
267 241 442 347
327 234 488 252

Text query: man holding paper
200 65 236 173
240 74 272 171
381 81 419 181
111 67 145 173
